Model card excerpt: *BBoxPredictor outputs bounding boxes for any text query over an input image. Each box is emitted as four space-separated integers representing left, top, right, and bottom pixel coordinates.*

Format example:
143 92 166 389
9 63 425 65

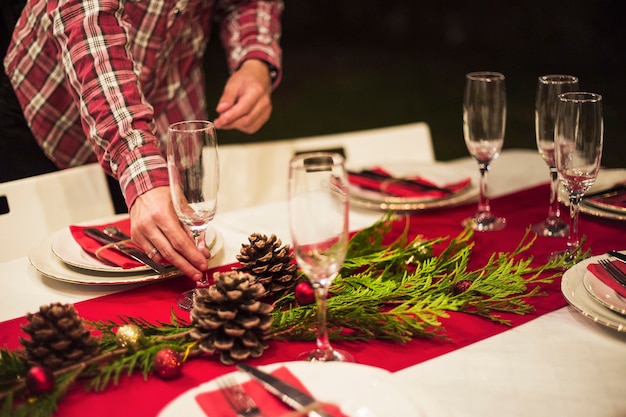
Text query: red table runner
2 184 625 416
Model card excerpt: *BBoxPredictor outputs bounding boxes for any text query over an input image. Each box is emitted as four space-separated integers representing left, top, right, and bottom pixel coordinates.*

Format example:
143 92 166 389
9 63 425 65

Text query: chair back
0 164 115 261
217 122 434 212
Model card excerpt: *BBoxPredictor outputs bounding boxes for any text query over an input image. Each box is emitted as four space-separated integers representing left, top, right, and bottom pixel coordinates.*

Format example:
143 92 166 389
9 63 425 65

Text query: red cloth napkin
195 366 348 417
587 190 626 209
586 260 626 298
348 167 471 198
69 218 148 269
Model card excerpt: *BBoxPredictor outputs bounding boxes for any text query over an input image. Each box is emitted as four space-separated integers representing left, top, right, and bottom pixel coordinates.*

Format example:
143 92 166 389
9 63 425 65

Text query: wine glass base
176 289 196 311
462 215 506 232
531 219 569 237
297 348 355 363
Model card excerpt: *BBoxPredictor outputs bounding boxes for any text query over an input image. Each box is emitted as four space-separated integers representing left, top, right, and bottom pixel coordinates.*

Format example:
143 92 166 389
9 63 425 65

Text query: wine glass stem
192 230 208 285
477 162 492 215
313 283 332 353
547 167 561 220
566 193 583 251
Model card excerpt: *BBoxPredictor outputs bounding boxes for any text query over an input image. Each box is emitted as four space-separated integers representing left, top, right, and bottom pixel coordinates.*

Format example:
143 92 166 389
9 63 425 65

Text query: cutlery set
217 364 335 417
82 227 167 274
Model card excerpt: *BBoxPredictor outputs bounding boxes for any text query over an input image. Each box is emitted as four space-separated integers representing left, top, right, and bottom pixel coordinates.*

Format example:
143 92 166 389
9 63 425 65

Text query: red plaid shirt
4 0 282 208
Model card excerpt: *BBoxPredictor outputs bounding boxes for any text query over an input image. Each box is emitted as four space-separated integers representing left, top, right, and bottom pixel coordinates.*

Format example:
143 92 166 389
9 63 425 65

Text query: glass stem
566 193 583 252
547 166 561 220
313 282 332 354
192 230 208 285
477 162 491 215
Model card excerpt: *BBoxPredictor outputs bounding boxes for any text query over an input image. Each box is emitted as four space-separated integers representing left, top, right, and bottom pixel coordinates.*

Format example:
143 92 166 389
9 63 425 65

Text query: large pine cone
20 303 99 370
190 271 274 365
236 233 298 299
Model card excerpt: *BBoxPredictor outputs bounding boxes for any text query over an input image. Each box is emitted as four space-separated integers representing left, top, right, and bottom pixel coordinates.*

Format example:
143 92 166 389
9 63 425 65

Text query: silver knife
236 363 334 417
608 250 626 265
82 227 167 274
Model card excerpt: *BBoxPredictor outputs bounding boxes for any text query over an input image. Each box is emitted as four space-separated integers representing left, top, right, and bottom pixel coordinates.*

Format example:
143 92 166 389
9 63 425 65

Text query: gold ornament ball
115 324 144 350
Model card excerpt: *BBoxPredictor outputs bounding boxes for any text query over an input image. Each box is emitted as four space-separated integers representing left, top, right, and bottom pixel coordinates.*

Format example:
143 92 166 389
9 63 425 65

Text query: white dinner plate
349 162 478 211
159 361 442 417
28 228 224 286
580 201 626 222
50 214 217 273
583 264 626 316
561 253 626 332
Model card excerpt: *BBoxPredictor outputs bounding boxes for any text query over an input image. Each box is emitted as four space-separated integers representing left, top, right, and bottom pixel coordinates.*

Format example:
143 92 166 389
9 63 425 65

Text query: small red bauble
294 281 315 305
153 348 183 380
25 366 55 395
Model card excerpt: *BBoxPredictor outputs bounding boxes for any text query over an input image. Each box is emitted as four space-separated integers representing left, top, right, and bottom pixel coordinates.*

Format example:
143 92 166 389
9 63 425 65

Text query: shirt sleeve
216 0 284 88
48 0 168 209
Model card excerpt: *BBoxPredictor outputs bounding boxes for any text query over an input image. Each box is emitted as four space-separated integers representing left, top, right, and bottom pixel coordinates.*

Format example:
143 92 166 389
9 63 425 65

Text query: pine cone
20 303 99 370
236 233 298 299
190 270 274 365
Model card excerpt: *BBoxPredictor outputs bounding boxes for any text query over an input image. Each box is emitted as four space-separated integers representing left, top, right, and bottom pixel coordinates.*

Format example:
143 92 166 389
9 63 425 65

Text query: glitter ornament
153 348 183 379
25 366 55 395
452 280 473 295
115 324 144 350
294 281 315 305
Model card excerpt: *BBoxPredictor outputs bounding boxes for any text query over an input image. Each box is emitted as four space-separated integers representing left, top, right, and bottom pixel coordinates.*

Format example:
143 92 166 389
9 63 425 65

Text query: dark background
206 0 625 168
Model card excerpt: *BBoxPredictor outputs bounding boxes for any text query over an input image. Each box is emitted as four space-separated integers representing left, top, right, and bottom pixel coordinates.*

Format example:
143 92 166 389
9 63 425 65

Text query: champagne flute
553 92 603 261
167 120 219 311
532 75 579 237
462 71 507 231
288 152 354 362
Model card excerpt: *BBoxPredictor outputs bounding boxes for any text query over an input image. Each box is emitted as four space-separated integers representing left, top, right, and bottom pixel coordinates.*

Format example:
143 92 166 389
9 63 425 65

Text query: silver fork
598 259 626 287
217 373 264 417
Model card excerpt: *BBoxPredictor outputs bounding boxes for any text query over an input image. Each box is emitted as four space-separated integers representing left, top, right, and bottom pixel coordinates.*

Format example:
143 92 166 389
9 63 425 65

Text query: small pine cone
19 303 99 370
190 271 274 365
236 233 298 299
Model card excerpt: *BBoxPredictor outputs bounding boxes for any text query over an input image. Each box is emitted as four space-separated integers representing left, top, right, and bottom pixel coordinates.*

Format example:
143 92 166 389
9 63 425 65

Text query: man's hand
128 186 210 281
213 59 273 133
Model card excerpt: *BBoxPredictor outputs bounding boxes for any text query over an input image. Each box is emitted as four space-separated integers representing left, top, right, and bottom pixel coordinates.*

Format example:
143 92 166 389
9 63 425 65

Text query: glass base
462 214 506 232
297 348 355 362
531 218 569 237
176 289 196 311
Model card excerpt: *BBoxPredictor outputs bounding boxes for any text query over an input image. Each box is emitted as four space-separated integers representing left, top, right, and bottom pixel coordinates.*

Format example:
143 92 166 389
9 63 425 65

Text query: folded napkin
586 260 626 298
195 366 349 417
70 218 148 269
348 166 471 199
587 185 626 210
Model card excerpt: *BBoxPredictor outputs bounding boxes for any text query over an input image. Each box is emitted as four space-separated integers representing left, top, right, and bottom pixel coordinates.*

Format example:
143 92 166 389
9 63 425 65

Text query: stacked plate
348 161 478 211
561 252 626 332
28 215 223 285
580 169 626 221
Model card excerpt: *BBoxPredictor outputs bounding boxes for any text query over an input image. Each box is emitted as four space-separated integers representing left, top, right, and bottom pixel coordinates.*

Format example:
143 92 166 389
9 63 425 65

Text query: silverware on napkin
82 227 167 274
236 363 334 417
348 169 455 195
608 250 626 265
217 373 265 417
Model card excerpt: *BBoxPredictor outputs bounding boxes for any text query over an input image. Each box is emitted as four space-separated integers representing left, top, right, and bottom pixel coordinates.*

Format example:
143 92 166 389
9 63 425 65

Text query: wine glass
167 120 219 311
553 92 603 261
532 75 579 237
288 152 354 362
462 71 507 231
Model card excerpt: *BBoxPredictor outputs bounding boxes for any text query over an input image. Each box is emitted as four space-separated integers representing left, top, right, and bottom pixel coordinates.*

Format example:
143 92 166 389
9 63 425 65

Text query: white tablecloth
2 149 625 417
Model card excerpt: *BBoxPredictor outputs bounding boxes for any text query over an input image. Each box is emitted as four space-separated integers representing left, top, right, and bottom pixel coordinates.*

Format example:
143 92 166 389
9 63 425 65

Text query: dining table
1 148 625 417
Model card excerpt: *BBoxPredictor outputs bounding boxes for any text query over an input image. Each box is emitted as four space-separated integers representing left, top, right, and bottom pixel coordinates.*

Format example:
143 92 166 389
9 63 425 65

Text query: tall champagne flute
532 75 579 237
288 152 354 362
167 120 219 311
462 71 507 231
554 92 603 261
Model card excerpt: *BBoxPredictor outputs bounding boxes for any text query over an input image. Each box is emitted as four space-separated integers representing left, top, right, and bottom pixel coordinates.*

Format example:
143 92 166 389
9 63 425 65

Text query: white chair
217 122 434 213
0 164 115 262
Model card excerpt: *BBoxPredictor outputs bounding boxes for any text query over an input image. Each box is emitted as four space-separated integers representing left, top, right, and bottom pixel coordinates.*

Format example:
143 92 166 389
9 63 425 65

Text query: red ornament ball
295 281 315 305
154 348 183 380
25 366 55 395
